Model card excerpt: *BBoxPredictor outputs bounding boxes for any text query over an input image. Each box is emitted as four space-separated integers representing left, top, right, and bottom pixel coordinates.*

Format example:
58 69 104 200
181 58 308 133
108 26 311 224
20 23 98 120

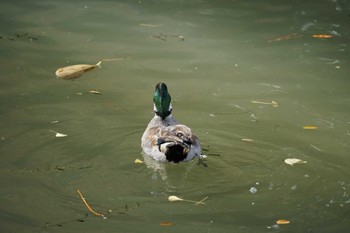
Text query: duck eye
176 132 184 138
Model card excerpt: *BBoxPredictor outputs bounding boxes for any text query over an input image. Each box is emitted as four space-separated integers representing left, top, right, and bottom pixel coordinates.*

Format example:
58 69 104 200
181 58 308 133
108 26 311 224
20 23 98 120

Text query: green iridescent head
153 82 172 120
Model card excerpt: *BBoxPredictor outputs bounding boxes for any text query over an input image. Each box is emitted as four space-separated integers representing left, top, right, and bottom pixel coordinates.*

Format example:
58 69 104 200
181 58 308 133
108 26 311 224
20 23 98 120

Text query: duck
141 82 203 163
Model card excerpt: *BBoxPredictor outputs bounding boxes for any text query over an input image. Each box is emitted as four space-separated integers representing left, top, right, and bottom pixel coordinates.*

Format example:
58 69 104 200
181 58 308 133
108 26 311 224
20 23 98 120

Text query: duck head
153 82 172 120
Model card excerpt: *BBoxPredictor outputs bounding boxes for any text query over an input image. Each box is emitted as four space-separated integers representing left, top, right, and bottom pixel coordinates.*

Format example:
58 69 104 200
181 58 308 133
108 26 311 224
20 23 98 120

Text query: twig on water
77 189 106 219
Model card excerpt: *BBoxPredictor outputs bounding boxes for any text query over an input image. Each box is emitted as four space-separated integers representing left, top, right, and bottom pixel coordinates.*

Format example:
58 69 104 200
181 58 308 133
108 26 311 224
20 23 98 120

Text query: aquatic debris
151 33 185 42
251 100 279 107
55 61 102 80
77 189 106 219
168 195 208 205
312 34 333 38
276 219 290 225
49 130 67 137
0 32 41 42
160 221 174 227
134 159 144 164
241 138 254 142
303 126 318 130
55 58 125 80
268 33 302 43
139 23 162 27
301 22 315 31
89 90 101 95
310 144 322 151
284 158 307 166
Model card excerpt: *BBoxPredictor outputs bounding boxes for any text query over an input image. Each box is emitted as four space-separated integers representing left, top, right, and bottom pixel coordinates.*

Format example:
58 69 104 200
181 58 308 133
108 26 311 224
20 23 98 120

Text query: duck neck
153 103 172 120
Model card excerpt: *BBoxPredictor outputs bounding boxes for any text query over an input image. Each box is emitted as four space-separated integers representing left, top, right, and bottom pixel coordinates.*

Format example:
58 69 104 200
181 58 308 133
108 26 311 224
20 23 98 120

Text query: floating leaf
49 130 67 137
241 138 253 142
89 90 101 95
276 219 290 225
55 58 125 80
303 126 318 130
168 195 184 202
271 101 279 107
268 33 302 43
312 34 333 38
168 195 207 205
160 221 174 226
55 61 102 80
134 159 144 164
284 158 307 166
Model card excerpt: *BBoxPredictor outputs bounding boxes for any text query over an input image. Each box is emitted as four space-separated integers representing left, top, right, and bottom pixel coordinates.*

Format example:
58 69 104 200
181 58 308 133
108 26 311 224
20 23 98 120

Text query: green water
1 0 349 232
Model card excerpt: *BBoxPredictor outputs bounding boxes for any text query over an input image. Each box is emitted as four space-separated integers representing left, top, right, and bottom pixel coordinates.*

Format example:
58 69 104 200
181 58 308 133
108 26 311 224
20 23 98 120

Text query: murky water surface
1 0 349 232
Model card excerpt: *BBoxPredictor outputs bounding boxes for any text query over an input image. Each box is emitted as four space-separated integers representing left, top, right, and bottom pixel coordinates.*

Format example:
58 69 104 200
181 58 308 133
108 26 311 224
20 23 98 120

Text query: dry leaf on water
160 221 174 226
55 58 125 80
49 130 67 137
55 61 102 80
168 195 207 205
284 158 307 166
303 126 318 130
241 138 254 142
134 159 144 164
89 90 101 95
312 34 333 38
276 219 290 225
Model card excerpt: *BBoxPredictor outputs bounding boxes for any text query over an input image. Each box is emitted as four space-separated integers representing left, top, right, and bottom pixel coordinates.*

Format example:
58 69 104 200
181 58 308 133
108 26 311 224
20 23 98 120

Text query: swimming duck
141 82 202 163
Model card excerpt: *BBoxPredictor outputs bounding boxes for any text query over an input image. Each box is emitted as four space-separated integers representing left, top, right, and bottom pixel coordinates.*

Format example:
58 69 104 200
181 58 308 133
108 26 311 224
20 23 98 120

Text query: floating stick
195 196 209 205
100 58 125 62
77 189 106 219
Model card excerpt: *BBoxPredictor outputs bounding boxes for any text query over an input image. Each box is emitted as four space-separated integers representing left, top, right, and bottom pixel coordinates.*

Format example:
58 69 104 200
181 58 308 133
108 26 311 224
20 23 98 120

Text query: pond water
1 0 349 232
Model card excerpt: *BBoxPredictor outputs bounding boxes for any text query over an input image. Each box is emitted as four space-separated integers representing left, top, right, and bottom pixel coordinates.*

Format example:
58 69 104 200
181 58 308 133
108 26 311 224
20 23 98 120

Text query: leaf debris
49 130 67 137
284 158 307 166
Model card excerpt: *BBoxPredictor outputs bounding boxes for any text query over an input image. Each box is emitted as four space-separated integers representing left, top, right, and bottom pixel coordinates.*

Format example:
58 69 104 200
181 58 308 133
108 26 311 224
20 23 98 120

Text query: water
1 0 349 232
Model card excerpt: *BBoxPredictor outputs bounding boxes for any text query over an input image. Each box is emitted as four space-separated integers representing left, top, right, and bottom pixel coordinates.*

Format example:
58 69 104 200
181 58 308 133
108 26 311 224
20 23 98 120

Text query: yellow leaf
160 221 174 226
55 61 102 80
134 159 144 164
276 219 290 225
303 126 318 130
312 34 333 38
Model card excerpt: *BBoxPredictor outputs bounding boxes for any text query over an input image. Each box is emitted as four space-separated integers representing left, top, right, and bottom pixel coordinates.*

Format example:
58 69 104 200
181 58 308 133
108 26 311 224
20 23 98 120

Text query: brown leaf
160 221 174 226
276 219 290 225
